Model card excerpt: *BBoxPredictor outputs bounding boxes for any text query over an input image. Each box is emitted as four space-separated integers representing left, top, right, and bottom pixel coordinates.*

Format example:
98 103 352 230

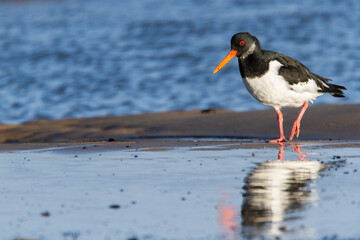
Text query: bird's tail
324 83 346 97
314 74 346 98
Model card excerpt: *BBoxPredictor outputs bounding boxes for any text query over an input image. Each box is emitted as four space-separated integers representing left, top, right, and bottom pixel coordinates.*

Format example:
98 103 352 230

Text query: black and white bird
213 32 346 143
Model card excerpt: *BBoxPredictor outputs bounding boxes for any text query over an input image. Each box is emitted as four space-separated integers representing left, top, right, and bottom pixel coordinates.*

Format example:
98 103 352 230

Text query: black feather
311 73 346 97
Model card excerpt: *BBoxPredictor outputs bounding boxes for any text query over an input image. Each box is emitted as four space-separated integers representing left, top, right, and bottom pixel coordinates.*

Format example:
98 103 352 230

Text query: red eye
239 41 245 46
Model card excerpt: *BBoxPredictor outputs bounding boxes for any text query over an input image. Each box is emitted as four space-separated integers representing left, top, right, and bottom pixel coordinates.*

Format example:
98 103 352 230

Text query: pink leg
290 143 309 161
269 108 287 143
289 101 309 141
277 142 285 160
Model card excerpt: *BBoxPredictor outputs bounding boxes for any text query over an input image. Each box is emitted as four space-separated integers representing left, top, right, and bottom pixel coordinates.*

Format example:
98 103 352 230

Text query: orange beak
213 50 238 73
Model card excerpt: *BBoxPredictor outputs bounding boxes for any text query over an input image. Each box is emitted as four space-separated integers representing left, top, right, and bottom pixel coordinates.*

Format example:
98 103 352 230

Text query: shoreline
0 139 359 153
0 103 359 145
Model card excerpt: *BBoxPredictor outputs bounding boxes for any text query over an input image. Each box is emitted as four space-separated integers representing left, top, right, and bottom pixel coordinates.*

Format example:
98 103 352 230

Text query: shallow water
0 0 359 124
0 141 359 239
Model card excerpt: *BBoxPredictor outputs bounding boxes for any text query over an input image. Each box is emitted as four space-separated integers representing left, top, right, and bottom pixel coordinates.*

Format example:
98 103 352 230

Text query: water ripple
0 0 359 123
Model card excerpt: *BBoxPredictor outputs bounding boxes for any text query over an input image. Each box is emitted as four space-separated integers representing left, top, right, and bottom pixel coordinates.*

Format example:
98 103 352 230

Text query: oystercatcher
213 32 346 143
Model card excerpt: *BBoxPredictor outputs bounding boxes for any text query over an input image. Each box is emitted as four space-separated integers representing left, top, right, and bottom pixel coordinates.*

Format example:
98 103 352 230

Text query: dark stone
41 211 50 217
109 204 121 209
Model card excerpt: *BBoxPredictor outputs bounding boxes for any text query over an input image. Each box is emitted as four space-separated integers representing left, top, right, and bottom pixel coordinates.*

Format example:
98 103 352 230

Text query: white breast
242 60 322 109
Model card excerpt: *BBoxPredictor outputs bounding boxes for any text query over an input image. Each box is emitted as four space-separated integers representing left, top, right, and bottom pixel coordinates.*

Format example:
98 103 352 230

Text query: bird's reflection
217 143 325 240
241 143 324 239
217 192 239 240
277 142 309 161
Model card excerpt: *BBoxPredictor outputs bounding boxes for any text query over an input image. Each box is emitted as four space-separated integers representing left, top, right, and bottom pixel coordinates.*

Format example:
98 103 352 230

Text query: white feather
242 60 322 109
241 42 256 60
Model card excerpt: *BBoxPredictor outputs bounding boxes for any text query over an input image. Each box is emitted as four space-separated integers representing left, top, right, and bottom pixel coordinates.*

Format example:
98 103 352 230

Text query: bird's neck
238 50 268 79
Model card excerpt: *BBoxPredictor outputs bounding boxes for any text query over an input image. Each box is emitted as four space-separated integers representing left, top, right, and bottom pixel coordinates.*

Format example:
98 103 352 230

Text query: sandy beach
0 104 359 145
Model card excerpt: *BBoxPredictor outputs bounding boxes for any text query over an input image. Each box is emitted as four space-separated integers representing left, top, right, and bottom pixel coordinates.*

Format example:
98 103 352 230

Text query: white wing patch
290 80 319 93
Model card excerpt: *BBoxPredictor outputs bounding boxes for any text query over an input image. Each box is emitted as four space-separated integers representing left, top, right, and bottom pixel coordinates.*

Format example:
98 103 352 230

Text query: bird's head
213 32 260 73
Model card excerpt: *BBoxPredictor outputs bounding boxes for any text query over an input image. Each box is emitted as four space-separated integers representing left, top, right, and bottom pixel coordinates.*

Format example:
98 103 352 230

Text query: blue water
0 0 359 124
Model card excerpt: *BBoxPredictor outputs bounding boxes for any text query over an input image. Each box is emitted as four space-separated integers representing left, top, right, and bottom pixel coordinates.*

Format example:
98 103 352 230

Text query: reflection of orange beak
213 50 238 73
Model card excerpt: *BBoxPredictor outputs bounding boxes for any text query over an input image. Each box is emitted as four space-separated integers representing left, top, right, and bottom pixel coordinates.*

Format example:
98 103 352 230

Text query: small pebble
127 237 138 240
109 204 121 209
279 226 286 232
201 108 215 113
41 211 50 217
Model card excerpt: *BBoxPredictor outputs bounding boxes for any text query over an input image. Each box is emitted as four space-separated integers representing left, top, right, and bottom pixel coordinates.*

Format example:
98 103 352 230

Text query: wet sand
0 104 359 239
0 140 359 240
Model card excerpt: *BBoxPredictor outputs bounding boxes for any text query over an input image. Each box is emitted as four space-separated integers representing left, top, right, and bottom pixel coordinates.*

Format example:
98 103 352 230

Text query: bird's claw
289 121 301 141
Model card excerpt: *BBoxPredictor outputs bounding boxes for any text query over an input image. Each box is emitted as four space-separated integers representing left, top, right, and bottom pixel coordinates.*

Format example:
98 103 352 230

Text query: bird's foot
269 137 288 143
289 120 301 141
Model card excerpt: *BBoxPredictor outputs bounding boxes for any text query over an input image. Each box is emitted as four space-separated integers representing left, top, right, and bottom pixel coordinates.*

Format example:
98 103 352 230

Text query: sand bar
0 104 359 145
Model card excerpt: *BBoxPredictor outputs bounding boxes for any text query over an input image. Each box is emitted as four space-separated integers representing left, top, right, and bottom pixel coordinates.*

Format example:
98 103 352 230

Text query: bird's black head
214 32 261 73
230 32 260 57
